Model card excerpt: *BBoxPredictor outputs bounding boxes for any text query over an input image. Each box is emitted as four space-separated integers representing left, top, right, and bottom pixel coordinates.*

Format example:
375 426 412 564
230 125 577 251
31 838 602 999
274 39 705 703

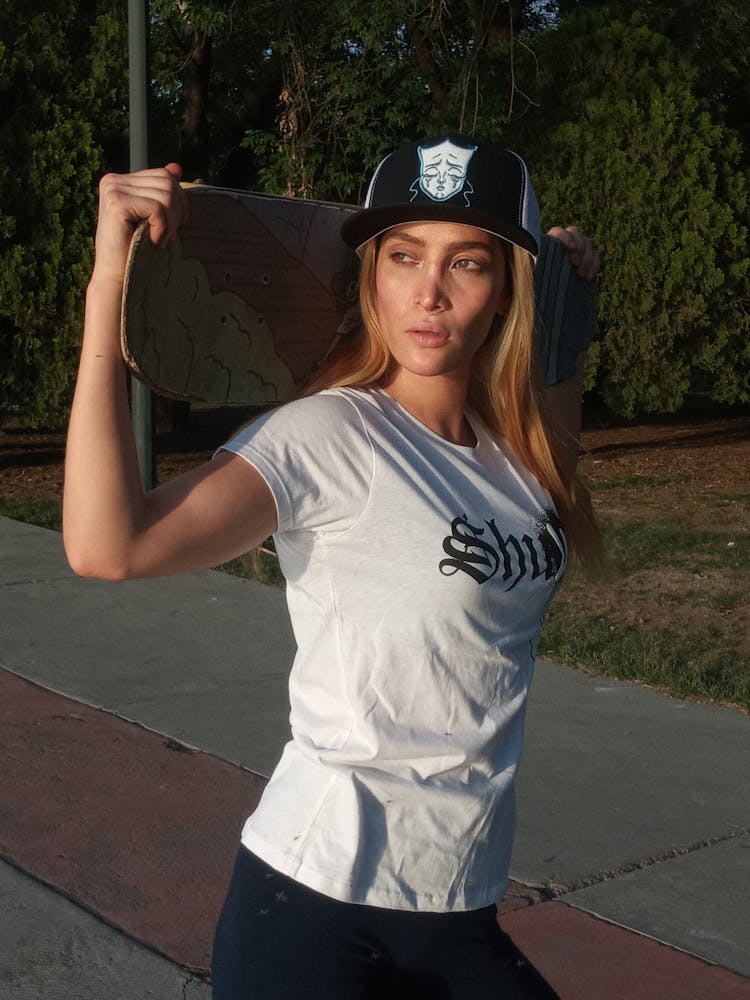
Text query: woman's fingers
100 165 186 244
546 225 601 281
93 164 187 283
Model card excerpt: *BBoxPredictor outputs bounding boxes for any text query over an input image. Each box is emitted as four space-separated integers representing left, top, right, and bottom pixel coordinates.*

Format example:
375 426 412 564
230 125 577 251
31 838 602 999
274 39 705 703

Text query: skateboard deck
121 185 595 404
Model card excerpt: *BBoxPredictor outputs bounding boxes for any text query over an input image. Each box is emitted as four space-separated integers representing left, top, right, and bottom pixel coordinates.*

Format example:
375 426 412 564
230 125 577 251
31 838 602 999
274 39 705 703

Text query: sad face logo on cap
412 139 478 204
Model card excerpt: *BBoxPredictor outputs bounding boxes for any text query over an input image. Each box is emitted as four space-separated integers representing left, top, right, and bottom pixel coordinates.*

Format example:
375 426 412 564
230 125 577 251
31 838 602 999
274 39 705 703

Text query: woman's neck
382 368 476 446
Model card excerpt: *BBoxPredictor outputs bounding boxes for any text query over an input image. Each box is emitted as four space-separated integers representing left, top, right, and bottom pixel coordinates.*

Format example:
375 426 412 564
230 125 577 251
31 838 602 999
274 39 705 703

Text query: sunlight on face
374 221 509 388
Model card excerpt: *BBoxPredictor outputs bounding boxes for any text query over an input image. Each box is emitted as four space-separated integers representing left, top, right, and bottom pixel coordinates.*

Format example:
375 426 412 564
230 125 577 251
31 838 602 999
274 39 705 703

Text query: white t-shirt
220 387 566 911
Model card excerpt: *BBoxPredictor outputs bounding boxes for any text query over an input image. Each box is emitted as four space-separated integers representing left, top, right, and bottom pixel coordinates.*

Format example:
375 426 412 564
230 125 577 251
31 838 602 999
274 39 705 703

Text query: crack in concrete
549 827 750 896
182 971 209 997
2 575 72 586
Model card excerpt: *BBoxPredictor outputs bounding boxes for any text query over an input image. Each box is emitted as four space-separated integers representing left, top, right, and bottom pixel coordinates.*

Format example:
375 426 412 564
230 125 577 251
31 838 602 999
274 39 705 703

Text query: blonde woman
64 135 600 999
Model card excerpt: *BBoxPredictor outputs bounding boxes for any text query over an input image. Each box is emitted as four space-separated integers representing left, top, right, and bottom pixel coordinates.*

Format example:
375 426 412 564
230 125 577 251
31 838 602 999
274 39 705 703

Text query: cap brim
340 204 539 258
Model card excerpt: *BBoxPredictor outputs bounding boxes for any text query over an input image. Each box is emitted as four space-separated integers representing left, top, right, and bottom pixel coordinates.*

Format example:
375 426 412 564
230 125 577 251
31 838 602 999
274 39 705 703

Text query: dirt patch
0 409 247 501
557 565 749 648
558 411 750 669
580 415 750 529
0 429 67 500
3 409 748 504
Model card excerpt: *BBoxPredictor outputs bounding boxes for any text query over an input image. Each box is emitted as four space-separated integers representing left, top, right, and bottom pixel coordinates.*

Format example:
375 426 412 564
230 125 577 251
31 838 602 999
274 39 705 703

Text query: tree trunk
467 0 524 41
406 13 449 116
181 28 212 181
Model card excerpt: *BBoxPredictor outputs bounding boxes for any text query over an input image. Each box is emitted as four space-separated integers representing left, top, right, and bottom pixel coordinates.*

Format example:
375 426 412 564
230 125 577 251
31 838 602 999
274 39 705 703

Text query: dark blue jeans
211 847 560 999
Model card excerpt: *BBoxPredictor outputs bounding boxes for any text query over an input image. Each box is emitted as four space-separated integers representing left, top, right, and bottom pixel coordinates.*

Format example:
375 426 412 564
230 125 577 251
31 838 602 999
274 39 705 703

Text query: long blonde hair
302 238 601 569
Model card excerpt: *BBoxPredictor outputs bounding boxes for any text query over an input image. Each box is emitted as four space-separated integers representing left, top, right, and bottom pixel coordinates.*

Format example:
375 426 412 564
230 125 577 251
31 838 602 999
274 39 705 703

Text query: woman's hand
546 225 601 281
92 163 188 286
65 161 278 582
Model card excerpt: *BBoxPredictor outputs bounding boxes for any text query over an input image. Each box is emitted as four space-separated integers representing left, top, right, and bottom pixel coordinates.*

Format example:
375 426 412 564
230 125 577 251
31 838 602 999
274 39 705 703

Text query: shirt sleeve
217 390 374 534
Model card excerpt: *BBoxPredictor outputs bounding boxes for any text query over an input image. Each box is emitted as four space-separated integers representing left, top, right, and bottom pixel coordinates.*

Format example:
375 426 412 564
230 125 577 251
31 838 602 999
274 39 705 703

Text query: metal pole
128 0 154 490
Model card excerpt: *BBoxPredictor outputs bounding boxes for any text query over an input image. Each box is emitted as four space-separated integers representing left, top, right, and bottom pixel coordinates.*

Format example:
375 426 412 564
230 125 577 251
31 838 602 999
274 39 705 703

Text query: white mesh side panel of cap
363 151 394 208
508 149 541 249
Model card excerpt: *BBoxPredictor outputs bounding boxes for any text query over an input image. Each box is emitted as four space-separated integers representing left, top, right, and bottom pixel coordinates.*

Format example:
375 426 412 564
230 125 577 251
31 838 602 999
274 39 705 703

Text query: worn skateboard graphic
121 185 595 404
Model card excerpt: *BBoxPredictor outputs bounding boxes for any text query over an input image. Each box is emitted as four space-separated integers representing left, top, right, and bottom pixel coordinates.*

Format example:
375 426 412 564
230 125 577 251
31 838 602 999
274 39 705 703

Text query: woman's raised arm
63 166 276 580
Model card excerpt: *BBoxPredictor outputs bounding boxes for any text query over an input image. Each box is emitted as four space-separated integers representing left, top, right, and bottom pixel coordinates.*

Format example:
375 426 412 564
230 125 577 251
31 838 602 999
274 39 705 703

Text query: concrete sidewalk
1 514 748 998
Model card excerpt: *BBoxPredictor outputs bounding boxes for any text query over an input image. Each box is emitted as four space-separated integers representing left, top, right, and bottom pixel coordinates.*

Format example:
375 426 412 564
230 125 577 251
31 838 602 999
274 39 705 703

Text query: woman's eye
391 250 417 264
453 257 485 271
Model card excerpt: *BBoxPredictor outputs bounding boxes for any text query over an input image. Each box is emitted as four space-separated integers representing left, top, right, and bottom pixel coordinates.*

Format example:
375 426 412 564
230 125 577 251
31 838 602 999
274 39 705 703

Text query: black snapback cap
341 135 541 258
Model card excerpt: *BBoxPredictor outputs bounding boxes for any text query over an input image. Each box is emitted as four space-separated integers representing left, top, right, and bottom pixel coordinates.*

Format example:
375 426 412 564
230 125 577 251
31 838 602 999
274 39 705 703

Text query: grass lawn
539 517 750 709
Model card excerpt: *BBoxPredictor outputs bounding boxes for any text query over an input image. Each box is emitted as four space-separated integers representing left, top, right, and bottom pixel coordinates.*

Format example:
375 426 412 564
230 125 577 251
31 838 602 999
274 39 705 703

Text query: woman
64 135 600 999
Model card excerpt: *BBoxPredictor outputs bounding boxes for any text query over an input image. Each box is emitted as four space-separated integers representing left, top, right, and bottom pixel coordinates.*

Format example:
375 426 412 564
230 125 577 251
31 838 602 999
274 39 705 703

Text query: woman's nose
415 268 447 310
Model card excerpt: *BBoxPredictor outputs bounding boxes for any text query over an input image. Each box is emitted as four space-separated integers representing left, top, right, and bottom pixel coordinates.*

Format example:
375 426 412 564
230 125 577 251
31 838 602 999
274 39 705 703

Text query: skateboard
121 185 596 405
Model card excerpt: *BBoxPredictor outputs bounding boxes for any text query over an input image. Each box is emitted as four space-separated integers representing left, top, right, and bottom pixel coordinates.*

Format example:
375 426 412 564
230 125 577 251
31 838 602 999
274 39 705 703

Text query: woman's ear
495 298 511 325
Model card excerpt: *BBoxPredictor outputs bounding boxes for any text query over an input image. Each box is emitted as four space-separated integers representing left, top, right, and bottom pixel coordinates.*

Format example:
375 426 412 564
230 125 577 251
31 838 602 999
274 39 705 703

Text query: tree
148 0 283 185
0 2 128 426
508 13 750 416
4 3 748 425
556 0 750 157
241 0 547 202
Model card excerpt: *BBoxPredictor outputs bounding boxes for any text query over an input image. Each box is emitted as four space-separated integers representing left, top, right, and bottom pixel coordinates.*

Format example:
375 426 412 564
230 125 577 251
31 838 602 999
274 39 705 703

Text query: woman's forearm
63 274 148 578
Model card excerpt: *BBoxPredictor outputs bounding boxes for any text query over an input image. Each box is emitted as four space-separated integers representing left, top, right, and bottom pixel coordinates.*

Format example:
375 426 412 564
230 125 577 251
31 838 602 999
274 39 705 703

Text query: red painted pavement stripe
3 668 747 995
502 900 750 1000
0 668 264 973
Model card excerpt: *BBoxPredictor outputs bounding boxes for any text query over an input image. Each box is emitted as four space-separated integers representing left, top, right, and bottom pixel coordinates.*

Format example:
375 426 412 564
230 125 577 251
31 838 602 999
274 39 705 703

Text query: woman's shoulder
219 389 377 531
273 388 371 423
223 388 377 455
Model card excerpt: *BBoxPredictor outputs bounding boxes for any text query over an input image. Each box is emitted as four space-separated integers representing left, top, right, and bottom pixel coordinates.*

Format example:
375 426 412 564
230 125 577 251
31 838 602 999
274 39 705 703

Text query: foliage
99 2 542 199
0 2 128 426
558 0 750 156
242 1 427 201
234 0 537 201
1 1 749 424
508 13 750 416
148 0 282 183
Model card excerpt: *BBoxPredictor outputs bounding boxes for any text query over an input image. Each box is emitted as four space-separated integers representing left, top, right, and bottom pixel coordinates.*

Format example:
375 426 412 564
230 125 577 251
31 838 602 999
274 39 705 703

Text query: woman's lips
408 327 449 347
